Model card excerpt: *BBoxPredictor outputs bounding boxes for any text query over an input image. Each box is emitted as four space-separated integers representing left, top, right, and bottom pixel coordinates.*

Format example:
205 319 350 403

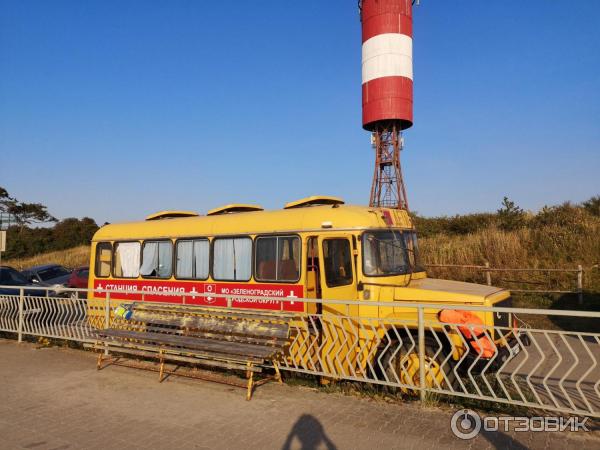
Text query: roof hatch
145 210 200 221
207 204 264 216
284 196 345 209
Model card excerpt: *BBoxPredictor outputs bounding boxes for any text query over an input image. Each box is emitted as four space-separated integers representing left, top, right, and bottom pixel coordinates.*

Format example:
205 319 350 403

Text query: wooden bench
92 302 291 400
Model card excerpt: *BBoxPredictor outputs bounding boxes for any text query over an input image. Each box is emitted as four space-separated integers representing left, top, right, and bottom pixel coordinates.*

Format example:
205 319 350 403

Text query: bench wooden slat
131 302 296 319
95 333 266 364
93 342 263 372
99 328 282 359
128 310 289 340
139 324 282 346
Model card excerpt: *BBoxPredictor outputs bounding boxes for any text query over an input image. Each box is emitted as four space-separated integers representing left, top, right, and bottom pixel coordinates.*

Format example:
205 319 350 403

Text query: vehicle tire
378 334 457 394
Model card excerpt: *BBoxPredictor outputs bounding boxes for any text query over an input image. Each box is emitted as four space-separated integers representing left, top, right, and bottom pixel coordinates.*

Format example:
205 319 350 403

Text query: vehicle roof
24 264 66 271
93 204 413 242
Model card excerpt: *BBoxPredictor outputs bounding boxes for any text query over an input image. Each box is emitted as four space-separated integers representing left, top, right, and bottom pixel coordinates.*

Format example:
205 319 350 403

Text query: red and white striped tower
360 0 414 210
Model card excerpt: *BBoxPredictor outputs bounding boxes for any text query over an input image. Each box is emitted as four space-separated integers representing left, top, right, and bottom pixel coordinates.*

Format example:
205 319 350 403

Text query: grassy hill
417 199 600 293
4 245 90 271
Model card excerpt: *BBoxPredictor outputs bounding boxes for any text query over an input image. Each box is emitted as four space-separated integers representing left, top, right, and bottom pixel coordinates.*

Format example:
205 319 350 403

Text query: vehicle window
362 230 409 276
176 239 209 279
213 237 252 281
255 236 300 282
113 242 141 278
95 242 112 278
322 239 353 287
22 271 36 282
79 269 89 278
0 268 29 285
140 241 173 278
37 266 70 281
403 231 424 272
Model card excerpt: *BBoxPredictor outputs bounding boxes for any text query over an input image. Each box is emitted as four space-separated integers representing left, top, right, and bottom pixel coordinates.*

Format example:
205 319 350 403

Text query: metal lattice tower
369 123 409 210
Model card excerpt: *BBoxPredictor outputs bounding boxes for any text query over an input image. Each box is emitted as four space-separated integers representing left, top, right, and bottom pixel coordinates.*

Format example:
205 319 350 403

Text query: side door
317 235 359 377
318 235 357 304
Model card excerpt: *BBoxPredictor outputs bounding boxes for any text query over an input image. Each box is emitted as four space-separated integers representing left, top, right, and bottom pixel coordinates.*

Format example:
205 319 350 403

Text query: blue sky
1 0 599 224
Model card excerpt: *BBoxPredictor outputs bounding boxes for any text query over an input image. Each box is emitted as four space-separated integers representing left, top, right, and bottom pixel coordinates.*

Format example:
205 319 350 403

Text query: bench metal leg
273 361 283 385
96 341 106 370
246 362 254 401
158 349 165 383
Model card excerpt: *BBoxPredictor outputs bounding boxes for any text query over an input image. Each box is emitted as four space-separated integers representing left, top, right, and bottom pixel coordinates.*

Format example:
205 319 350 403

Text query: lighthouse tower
360 0 414 210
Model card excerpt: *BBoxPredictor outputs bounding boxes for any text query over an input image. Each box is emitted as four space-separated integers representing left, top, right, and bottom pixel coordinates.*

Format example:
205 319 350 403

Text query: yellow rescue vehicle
89 196 517 387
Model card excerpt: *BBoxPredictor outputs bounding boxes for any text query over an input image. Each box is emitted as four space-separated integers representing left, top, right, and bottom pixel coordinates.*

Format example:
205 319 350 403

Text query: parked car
0 266 40 296
22 264 72 287
68 266 89 289
1 267 78 326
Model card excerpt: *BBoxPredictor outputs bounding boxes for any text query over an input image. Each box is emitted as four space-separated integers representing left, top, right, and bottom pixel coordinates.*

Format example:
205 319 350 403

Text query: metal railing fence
425 263 585 302
1 284 599 418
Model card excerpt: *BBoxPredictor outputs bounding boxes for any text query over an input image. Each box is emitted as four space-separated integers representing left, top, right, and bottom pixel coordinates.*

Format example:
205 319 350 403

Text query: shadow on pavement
281 414 337 450
480 429 528 449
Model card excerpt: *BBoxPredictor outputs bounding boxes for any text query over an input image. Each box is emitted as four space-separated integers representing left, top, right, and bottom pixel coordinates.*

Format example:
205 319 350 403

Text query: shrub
497 197 525 231
582 196 600 217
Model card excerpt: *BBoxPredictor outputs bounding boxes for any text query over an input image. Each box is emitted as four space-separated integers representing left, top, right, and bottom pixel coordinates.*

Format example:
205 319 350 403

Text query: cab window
363 230 409 276
322 239 353 287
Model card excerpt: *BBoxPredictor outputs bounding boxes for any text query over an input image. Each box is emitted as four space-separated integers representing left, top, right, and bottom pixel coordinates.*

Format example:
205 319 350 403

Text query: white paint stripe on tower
362 33 413 84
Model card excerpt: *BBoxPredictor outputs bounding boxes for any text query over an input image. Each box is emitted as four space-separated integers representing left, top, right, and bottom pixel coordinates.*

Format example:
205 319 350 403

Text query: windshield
403 231 424 272
38 266 70 281
362 230 423 277
0 268 29 285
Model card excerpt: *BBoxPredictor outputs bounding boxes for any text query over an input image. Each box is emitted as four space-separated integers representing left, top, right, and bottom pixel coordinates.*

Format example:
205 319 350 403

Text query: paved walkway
0 340 597 450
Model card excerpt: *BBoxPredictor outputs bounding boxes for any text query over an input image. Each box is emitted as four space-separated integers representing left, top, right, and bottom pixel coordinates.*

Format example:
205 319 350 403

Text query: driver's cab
303 228 425 307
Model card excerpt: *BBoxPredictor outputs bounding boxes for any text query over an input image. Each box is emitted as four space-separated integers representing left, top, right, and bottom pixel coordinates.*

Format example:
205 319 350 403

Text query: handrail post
485 262 492 286
577 265 583 306
105 292 110 329
104 292 111 356
18 287 24 343
418 306 425 403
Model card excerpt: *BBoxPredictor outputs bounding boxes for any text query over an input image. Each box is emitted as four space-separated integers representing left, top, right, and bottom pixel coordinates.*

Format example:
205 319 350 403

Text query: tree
8 202 57 230
0 186 57 231
497 196 525 231
0 187 13 213
52 217 98 249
